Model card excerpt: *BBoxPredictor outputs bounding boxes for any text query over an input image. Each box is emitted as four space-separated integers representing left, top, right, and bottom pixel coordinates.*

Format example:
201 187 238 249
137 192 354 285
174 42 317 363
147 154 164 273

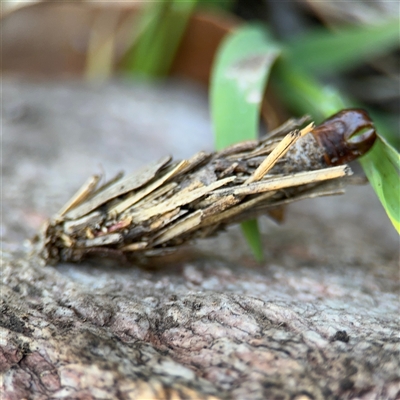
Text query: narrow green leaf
367 111 400 150
124 0 198 78
211 26 281 148
286 17 400 73
273 62 346 119
210 26 282 260
273 60 400 234
241 219 264 262
359 137 400 233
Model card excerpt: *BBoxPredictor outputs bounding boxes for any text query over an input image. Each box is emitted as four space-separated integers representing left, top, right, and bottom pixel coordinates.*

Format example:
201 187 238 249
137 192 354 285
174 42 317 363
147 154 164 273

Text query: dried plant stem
246 122 314 184
57 175 101 218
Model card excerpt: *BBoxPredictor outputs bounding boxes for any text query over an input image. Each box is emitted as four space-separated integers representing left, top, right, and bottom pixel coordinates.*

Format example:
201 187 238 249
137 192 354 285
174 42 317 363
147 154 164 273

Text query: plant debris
34 109 376 264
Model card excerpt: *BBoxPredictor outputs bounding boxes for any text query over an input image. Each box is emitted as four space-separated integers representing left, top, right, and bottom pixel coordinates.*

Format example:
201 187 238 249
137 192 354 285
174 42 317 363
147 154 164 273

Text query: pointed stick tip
300 122 315 137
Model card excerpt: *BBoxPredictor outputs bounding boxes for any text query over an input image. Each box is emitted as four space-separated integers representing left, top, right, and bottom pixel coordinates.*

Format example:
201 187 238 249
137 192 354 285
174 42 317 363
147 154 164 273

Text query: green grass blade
241 219 264 262
273 62 346 119
367 111 400 150
359 137 400 233
124 0 198 78
286 17 400 73
211 26 281 147
273 61 400 234
210 26 282 260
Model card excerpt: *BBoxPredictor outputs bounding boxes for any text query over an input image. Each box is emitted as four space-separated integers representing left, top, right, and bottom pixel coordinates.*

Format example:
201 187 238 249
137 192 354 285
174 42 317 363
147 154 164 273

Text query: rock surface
1 79 399 400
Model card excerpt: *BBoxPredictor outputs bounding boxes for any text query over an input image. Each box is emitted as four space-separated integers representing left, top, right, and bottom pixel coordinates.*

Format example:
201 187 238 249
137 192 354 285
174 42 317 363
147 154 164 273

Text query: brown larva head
312 109 377 166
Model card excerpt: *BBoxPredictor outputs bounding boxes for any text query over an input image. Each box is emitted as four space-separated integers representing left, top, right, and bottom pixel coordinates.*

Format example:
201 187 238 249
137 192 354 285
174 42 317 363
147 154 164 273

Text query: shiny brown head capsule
312 109 377 165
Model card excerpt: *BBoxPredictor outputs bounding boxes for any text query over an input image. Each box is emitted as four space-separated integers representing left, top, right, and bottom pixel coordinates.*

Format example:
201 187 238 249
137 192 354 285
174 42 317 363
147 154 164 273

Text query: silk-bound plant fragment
34 109 377 264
